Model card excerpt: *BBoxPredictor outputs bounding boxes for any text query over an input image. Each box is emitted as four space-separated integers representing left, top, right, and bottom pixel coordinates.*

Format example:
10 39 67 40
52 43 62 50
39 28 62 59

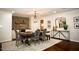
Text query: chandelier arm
34 11 37 19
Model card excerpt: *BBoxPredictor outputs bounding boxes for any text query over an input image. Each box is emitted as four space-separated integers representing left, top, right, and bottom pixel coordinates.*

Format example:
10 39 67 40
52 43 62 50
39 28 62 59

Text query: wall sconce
41 24 44 27
0 25 2 28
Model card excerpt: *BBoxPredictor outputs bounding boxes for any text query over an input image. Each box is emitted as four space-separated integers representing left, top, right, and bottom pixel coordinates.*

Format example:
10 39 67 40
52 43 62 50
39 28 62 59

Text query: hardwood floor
43 40 79 51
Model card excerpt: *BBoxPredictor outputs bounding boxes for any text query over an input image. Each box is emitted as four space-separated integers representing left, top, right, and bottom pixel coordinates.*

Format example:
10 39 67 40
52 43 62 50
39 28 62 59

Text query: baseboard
70 40 79 43
51 37 69 41
51 37 79 43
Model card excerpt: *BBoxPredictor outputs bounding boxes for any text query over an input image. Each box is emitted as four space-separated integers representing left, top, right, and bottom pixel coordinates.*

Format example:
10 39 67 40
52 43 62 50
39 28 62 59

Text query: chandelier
34 11 38 23
34 11 37 19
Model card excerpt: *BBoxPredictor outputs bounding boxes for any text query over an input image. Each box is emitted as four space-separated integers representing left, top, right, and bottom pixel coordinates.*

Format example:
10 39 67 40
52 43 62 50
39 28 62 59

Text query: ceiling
0 8 78 17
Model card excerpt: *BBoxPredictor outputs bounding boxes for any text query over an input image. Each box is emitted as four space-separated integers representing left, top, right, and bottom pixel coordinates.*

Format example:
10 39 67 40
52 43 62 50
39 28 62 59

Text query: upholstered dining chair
31 29 40 44
15 30 22 47
40 29 49 41
40 31 47 41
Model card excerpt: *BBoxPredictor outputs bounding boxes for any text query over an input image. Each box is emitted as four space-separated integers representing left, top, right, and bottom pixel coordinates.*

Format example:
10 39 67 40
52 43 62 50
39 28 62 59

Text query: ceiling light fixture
34 11 37 19
53 11 56 13
34 11 38 23
12 10 15 13
0 25 2 28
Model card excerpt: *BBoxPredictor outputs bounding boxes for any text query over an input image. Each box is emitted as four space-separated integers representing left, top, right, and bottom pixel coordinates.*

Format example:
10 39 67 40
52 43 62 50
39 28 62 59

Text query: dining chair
40 31 47 41
40 29 49 41
15 30 22 47
31 29 40 44
20 29 25 32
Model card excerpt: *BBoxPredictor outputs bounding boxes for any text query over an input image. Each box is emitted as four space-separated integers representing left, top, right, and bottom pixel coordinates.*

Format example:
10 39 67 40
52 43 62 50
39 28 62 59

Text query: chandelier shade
34 11 36 18
34 11 37 19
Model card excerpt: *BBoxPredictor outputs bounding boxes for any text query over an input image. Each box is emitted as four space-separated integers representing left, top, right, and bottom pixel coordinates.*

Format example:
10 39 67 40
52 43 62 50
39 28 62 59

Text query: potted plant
63 21 68 30
64 24 68 30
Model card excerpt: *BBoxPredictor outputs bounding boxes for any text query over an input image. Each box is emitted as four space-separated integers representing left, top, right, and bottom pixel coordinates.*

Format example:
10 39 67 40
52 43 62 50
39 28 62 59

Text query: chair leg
25 39 30 45
16 40 19 47
16 39 22 47
49 35 50 40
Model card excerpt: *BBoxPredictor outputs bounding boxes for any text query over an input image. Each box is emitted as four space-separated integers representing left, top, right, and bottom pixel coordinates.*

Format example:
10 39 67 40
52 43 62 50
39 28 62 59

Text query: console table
53 30 70 40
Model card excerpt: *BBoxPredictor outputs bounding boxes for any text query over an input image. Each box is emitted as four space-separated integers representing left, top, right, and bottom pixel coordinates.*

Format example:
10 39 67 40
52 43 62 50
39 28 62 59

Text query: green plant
64 24 68 30
63 20 66 24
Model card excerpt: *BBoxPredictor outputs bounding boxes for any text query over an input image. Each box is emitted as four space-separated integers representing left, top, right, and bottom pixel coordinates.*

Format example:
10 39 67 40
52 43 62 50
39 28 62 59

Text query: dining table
19 31 33 45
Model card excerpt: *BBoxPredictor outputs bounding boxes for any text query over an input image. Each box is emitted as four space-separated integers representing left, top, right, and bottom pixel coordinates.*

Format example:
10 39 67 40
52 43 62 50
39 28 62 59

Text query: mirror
55 17 66 28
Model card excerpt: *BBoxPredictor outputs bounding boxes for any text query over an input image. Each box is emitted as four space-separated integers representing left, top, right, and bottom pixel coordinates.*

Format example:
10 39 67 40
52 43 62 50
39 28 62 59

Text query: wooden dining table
19 31 33 45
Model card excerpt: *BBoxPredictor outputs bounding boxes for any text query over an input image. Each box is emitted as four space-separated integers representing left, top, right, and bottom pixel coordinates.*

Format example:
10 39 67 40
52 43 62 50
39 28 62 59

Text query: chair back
15 30 20 39
34 29 40 37
20 29 25 32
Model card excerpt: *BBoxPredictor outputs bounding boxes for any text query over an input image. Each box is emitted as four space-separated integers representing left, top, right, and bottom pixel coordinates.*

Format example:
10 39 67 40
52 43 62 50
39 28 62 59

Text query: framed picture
47 20 51 28
73 16 79 22
47 21 51 24
40 20 44 23
47 25 51 28
74 23 79 29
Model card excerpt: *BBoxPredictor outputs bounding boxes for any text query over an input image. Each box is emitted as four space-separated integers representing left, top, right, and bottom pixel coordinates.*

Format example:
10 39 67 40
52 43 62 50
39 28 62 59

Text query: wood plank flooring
43 40 79 51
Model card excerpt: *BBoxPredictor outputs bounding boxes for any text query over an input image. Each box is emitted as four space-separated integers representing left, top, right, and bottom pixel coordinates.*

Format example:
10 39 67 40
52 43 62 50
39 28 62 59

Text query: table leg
25 38 30 45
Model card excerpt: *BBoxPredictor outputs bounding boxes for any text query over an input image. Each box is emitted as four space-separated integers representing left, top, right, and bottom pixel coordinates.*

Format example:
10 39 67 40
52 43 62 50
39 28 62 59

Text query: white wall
44 15 54 31
0 11 12 42
44 9 79 42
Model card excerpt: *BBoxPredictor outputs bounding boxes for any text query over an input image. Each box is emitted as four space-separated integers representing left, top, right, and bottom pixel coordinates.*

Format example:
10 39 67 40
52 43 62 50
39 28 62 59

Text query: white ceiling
0 8 78 17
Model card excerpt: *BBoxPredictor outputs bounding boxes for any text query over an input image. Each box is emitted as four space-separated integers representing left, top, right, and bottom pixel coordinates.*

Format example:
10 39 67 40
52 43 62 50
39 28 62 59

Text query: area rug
2 39 62 51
